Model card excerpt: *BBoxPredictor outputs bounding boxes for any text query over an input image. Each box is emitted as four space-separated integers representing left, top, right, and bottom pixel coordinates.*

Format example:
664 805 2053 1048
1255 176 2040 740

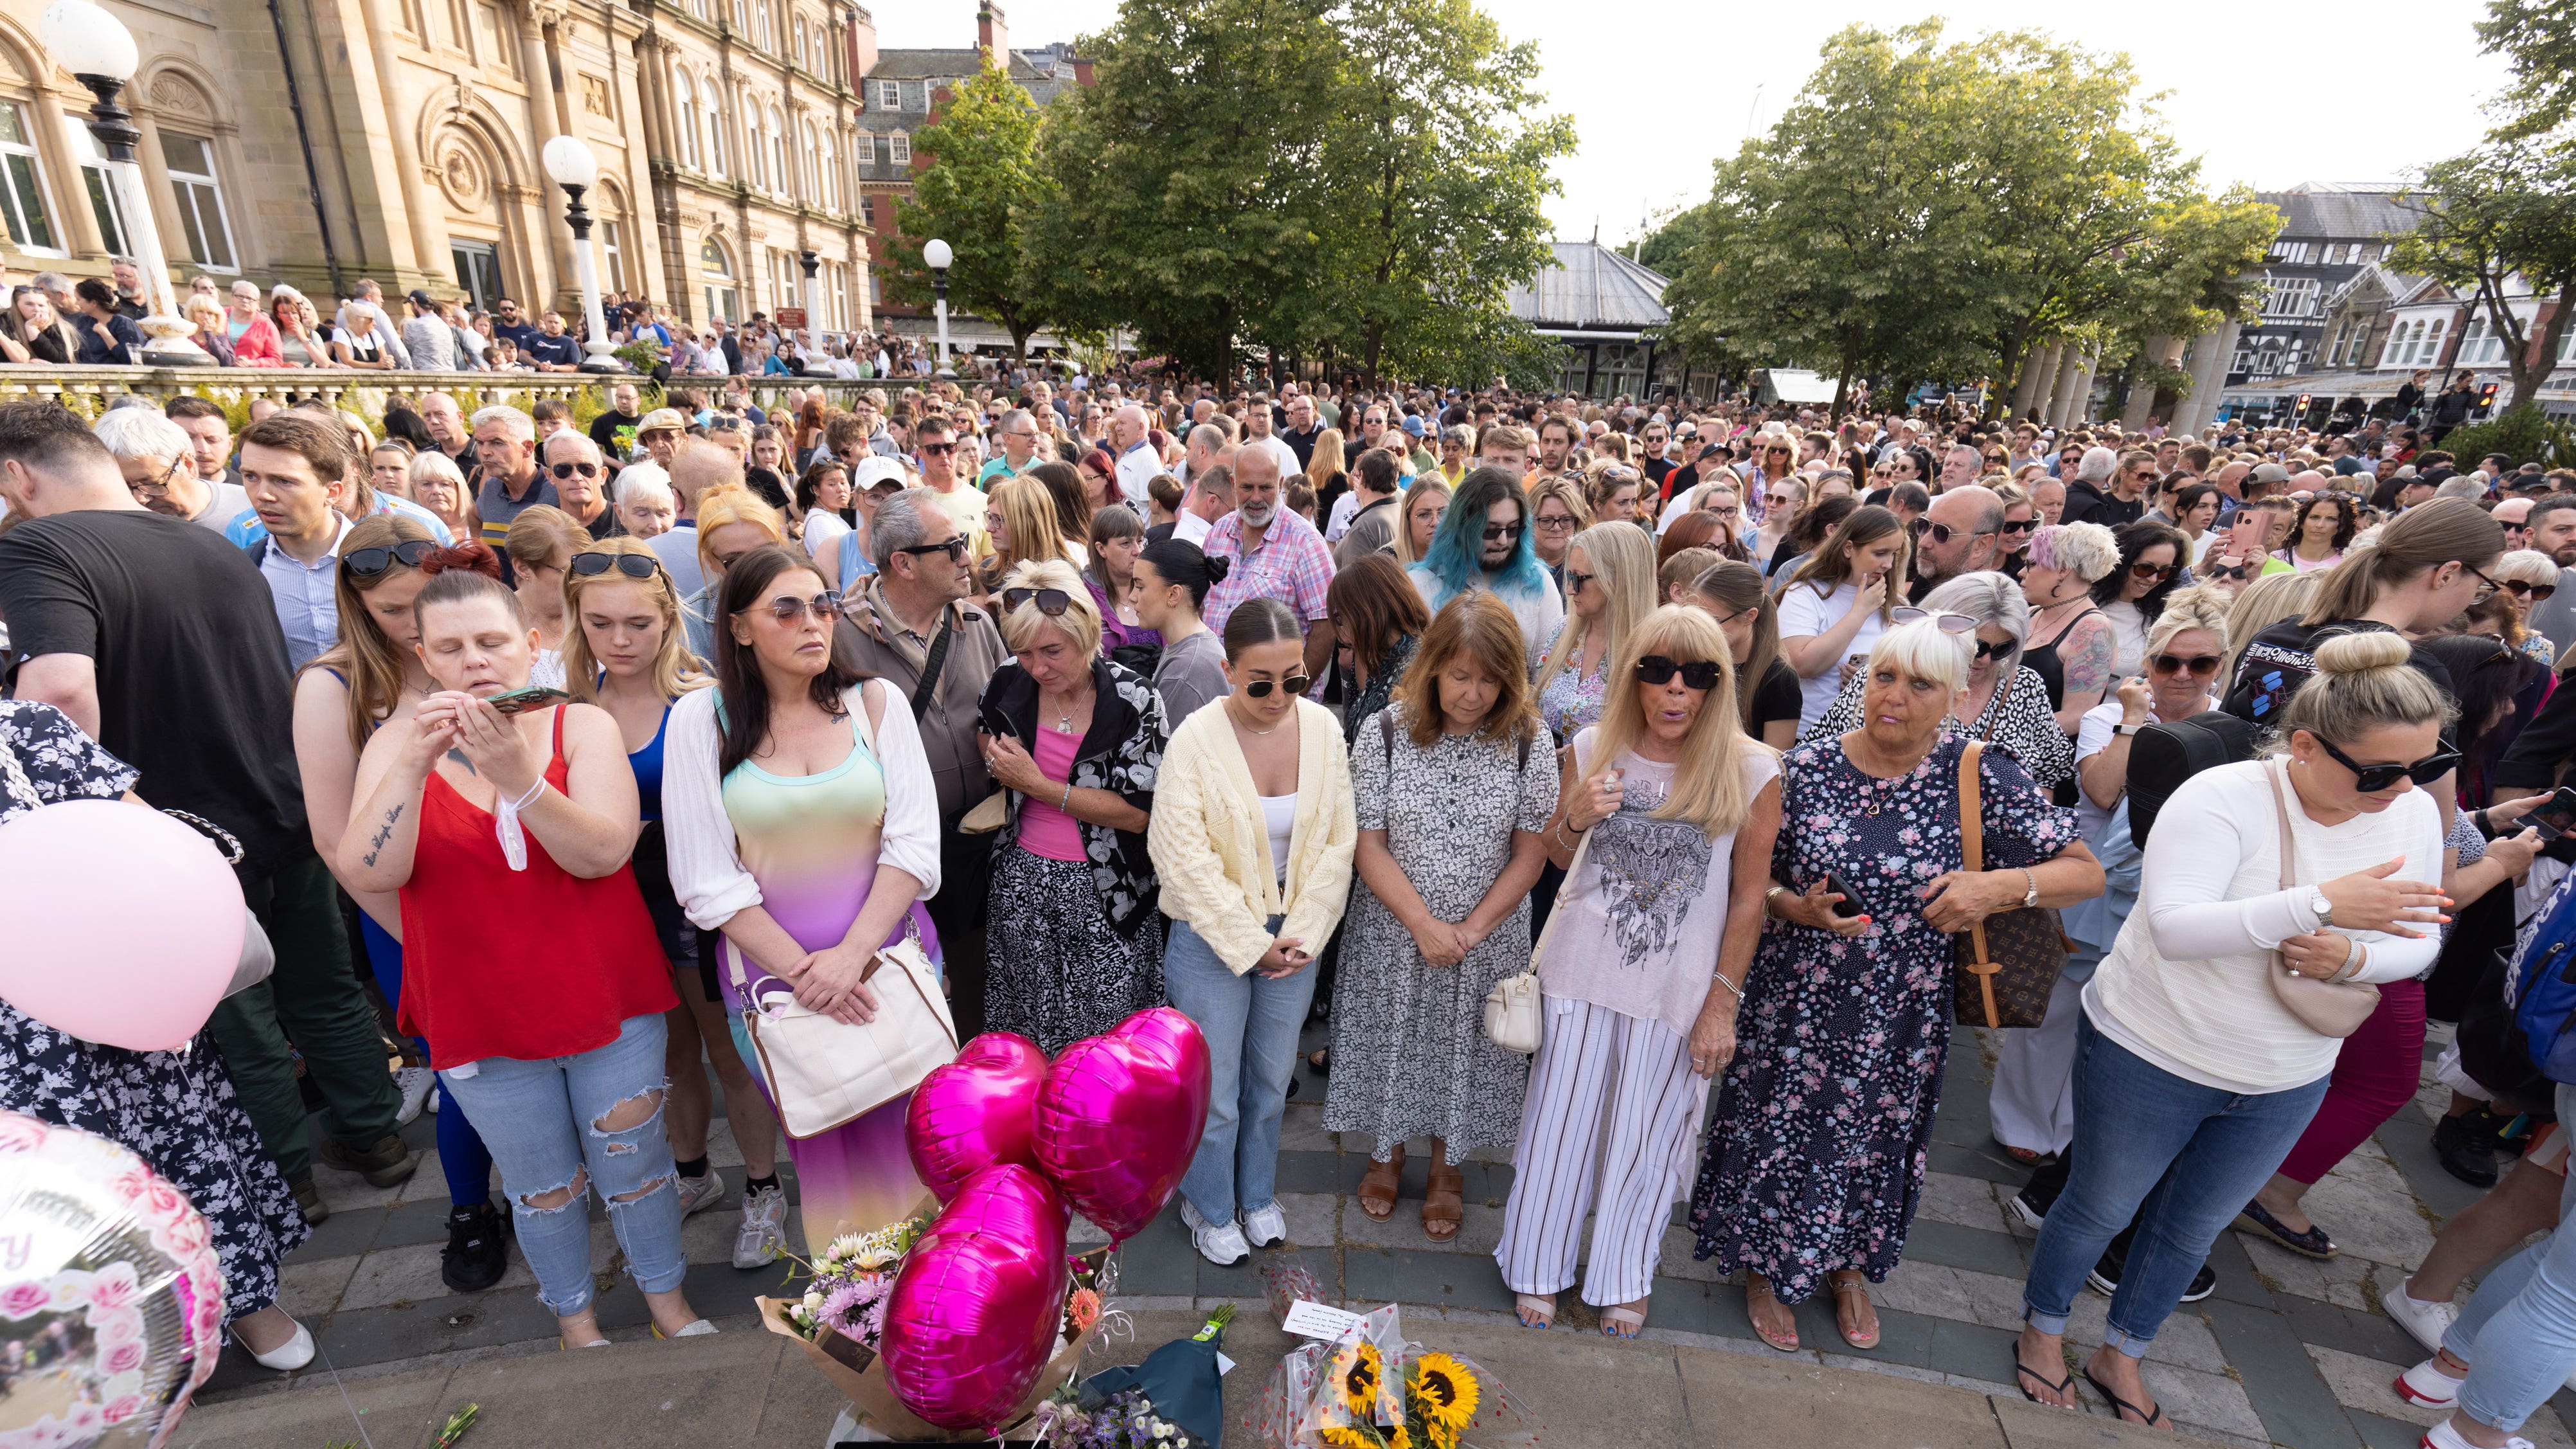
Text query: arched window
792 14 808 66
701 235 738 323
672 68 700 168
817 128 836 211
751 0 771 51
800 120 820 204
740 98 763 188
702 75 726 177
768 105 789 193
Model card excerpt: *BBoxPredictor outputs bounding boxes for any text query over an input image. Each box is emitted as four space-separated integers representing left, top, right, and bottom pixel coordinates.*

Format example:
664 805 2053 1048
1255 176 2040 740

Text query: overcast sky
878 0 2515 246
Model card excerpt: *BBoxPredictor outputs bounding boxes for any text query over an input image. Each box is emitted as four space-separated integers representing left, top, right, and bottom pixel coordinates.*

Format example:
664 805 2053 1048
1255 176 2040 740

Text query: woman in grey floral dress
976 561 1168 1052
1326 593 1555 1238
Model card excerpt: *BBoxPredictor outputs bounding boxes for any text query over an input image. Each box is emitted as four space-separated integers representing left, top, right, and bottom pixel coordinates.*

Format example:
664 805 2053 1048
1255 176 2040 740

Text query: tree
2476 0 2576 148
1628 203 1707 280
1314 0 1573 386
885 62 1060 362
2388 145 2576 417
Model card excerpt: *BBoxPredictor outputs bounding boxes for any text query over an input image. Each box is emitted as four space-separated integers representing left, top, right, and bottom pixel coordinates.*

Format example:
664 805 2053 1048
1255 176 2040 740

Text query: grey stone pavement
176 1016 2574 1448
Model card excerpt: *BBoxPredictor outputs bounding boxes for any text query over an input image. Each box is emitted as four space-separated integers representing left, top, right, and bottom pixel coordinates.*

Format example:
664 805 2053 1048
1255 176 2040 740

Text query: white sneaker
733 1184 787 1269
1243 1202 1287 1248
674 1171 726 1219
394 1066 435 1126
2422 1419 2533 1449
1181 1200 1248 1266
2386 1284 2459 1353
2395 1356 2465 1409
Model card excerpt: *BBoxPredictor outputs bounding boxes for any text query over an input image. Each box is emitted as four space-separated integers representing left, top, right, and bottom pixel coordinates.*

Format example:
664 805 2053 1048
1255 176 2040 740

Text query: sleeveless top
397 707 677 1068
629 703 672 822
2021 603 2097 713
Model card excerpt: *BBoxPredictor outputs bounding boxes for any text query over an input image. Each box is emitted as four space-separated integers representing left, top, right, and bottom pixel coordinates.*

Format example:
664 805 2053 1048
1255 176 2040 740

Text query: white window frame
888 130 909 165
818 129 836 210
674 69 700 168
601 217 625 292
63 120 127 257
0 100 63 255
159 130 237 272
767 105 788 192
874 79 901 111
792 14 807 64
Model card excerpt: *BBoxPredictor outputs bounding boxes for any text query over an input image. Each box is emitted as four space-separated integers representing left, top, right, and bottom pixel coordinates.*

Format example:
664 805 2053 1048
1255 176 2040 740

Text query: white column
2047 347 2086 429
2014 341 2056 420
2063 352 2098 427
2026 341 2062 424
2121 336 2170 430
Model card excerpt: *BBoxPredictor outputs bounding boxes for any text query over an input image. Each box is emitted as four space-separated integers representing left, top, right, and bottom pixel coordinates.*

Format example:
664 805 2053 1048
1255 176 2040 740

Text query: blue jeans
1164 915 1313 1224
358 914 496 1208
2022 1014 2329 1351
2441 1082 2576 1433
436 1013 687 1315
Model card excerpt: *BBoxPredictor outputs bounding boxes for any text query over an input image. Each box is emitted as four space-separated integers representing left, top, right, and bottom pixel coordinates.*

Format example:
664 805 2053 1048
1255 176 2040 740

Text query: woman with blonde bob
1330 592 1556 1238
1498 607 1781 1341
1393 474 1452 565
408 449 477 544
560 538 788 1270
979 474 1072 598
679 485 790 662
1694 619 2097 1355
1535 521 1659 740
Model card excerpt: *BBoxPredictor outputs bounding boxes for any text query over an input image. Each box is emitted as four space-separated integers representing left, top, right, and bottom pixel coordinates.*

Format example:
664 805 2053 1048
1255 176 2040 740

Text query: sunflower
1411 1353 1480 1443
1339 1342 1384 1416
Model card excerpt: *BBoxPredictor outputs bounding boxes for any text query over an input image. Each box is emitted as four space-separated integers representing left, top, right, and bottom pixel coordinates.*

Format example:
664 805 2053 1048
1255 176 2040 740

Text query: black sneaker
2086 1227 2217 1302
317 1133 420 1189
441 1203 510 1294
2433 1112 2500 1188
2009 1159 2070 1230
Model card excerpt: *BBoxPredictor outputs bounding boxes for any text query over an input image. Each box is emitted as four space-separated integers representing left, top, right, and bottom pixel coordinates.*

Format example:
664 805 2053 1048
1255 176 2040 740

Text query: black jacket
974 656 1167 934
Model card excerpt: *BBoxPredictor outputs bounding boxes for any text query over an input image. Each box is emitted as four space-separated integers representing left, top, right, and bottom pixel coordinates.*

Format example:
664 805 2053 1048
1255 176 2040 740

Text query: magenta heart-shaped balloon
1033 1007 1212 1242
905 1032 1048 1205
879 1163 1072 1432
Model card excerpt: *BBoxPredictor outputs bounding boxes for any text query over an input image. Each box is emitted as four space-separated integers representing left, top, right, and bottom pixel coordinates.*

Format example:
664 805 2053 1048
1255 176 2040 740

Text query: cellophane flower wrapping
1248 1305 1539 1449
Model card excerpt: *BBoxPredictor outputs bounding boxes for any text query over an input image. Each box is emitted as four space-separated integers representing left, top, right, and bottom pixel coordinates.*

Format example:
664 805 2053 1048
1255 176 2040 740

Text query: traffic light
2477 382 2501 418
2295 393 2312 420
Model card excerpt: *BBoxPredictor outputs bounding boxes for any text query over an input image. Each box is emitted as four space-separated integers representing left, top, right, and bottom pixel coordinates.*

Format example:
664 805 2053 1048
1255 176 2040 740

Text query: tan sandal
1744 1272 1799 1353
1357 1149 1403 1221
1832 1277 1879 1349
1422 1160 1463 1241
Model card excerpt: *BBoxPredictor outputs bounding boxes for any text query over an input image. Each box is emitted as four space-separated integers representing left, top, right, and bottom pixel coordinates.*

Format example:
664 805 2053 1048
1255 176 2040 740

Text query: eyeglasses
1002 586 1073 616
129 455 192 500
550 461 600 480
2500 577 2558 602
920 442 957 456
1891 608 1978 636
1634 654 1722 690
1710 505 1741 518
2149 652 2223 678
343 539 440 577
2463 562 2502 602
2312 734 2462 793
897 537 971 563
1534 513 1577 531
2129 560 2175 581
741 591 844 624
1563 568 1595 595
1242 674 1310 698
1481 522 1525 543
570 551 660 580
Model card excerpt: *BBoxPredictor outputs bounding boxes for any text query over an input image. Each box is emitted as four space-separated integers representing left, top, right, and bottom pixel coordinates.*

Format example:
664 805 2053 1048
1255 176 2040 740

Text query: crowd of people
1 259 931 379
6 363 2576 1448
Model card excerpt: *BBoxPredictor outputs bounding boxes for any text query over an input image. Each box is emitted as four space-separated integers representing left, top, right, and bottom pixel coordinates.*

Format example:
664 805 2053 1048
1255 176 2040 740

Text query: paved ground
184 1016 2573 1448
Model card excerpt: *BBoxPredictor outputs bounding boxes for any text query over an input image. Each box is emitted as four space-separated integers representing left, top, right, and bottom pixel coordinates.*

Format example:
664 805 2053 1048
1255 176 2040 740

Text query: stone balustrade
0 366 897 424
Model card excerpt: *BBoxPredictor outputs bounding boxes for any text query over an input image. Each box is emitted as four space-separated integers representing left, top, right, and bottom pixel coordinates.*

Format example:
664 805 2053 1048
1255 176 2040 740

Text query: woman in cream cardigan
1148 597 1357 1267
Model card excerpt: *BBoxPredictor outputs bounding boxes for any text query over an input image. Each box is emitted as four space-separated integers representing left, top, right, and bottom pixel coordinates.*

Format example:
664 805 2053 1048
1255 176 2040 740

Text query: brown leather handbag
1951 741 2074 1029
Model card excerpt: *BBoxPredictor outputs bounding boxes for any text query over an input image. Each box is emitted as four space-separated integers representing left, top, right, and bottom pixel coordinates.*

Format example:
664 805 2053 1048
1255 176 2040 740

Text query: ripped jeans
436 1014 688 1315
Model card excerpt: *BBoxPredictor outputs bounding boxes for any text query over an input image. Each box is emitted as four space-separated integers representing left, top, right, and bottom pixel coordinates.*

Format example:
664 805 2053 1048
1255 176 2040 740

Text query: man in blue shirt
237 413 355 670
488 296 540 353
524 310 584 372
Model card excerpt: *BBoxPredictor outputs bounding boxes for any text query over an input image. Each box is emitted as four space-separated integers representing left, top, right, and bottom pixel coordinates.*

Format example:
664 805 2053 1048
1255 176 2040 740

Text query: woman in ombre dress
665 544 947 1248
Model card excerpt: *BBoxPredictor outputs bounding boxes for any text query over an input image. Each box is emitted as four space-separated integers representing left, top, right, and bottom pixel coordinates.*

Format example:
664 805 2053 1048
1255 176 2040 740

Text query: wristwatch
2019 868 2039 909
2112 723 2145 737
2308 887 2334 926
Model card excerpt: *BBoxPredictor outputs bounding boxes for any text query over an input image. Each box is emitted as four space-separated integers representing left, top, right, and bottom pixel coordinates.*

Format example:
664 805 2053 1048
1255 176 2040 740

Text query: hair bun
2311 630 2411 676
1202 554 1231 584
417 541 503 580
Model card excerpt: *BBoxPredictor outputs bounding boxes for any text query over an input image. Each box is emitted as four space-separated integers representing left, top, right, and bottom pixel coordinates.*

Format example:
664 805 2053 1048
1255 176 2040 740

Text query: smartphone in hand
2529 786 2576 841
485 685 574 716
1821 870 1868 919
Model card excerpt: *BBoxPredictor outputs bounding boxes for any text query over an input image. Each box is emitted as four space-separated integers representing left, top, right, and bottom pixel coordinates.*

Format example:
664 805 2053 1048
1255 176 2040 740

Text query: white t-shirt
1174 510 1212 546
803 508 852 558
1260 792 1297 885
1775 579 1885 731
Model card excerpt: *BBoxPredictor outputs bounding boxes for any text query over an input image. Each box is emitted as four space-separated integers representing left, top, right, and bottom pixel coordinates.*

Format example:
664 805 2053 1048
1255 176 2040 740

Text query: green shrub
2438 406 2576 469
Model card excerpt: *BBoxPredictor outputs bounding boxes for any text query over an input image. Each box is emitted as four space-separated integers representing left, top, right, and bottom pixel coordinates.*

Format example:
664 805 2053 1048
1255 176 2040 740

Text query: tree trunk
1830 329 1861 424
2513 279 2576 413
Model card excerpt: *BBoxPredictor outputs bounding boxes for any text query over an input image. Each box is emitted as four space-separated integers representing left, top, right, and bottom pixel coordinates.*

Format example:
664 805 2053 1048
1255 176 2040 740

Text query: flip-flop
1514 1293 1555 1330
1744 1278 1800 1353
1832 1279 1879 1349
1599 1303 1647 1340
2082 1370 2167 1428
2235 1201 2338 1259
2014 1354 2075 1407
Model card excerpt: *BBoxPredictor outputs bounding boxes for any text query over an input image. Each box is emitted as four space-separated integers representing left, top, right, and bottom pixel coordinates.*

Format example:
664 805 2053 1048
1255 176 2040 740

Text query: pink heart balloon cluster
888 1008 1213 1430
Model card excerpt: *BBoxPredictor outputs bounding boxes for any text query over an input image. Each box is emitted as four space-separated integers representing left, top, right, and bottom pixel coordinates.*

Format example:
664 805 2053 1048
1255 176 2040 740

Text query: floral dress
1534 620 1611 740
1324 705 1557 1164
1688 734 2076 1302
1800 664 2074 789
0 701 310 1326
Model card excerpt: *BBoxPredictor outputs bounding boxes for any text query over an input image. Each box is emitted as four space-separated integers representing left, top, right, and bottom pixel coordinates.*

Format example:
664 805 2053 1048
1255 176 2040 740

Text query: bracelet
1059 779 1073 812
1762 884 1790 919
2474 809 2492 836
1710 973 1744 1002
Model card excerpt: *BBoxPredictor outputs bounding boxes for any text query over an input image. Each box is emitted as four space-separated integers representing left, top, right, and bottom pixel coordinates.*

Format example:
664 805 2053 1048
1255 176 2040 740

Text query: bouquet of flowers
1254 1306 1534 1449
780 1216 928 1367
1033 1306 1231 1449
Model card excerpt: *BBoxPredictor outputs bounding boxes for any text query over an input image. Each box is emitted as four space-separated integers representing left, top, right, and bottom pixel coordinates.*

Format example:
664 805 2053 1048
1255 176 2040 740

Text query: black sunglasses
1635 654 1722 690
570 551 660 580
1481 522 1526 542
897 537 972 562
1998 518 2036 535
1242 674 1310 698
550 461 601 479
343 539 438 578
2150 652 2223 678
2313 734 2462 793
2129 560 2175 581
1910 519 1990 546
2500 577 2557 602
1564 568 1595 595
740 591 843 623
1002 586 1073 616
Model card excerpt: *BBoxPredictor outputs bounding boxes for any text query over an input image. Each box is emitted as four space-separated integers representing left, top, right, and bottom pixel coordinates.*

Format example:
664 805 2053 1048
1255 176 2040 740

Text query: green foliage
1629 204 1706 280
2388 146 2576 409
2433 405 2576 467
613 342 661 373
2476 0 2576 147
889 62 1062 359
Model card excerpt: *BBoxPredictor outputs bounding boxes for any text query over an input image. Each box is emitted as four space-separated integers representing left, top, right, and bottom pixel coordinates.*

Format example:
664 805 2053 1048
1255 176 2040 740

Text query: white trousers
1494 996 1705 1308
1985 968 2085 1156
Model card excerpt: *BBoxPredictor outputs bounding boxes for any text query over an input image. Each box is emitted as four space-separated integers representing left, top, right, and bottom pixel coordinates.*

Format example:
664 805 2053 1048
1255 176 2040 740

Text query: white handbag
732 930 957 1140
1484 826 1591 1055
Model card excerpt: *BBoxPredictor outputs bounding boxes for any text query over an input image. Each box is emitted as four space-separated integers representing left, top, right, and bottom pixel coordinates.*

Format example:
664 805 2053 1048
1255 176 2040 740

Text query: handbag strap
1955 742 2001 1021
2266 757 2300 892
910 603 955 724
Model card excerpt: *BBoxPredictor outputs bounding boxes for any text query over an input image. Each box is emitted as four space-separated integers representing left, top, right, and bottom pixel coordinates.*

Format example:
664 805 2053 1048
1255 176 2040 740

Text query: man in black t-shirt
0 402 413 1219
588 380 645 461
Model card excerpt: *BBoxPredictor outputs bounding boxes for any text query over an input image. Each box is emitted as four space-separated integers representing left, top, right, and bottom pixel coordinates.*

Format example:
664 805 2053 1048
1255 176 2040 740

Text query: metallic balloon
877 1164 1071 1431
1032 1007 1212 1242
0 1110 225 1449
903 1032 1047 1206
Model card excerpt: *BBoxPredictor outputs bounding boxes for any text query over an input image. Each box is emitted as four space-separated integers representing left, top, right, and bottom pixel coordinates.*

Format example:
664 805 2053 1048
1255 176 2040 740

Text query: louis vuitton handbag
1951 741 2073 1029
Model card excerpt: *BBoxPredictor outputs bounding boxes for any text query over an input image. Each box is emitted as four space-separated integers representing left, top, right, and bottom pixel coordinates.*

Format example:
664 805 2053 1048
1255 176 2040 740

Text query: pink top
1015 726 1086 861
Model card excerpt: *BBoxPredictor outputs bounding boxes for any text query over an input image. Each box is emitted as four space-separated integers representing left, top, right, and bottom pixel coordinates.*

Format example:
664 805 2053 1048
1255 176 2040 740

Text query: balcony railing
0 365 898 426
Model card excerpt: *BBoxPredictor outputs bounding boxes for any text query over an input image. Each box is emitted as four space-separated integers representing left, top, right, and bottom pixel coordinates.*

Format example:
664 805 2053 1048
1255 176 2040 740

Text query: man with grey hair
2433 475 2488 505
1180 422 1230 487
979 407 1046 485
32 271 74 316
95 405 245 532
470 403 552 559
107 257 147 320
2058 446 2124 527
1908 483 2005 601
836 486 1008 1036
1111 402 1158 509
542 429 615 537
1173 461 1231 547
418 390 474 468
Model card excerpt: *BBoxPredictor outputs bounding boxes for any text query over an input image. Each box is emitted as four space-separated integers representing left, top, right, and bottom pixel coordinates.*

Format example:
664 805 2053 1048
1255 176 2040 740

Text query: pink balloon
0 800 244 1051
905 1032 1048 1205
879 1164 1071 1431
1033 1007 1212 1242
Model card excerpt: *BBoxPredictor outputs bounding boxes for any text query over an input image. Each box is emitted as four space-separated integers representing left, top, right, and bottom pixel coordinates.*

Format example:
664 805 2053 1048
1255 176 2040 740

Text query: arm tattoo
445 747 476 776
2061 620 2116 705
361 802 404 868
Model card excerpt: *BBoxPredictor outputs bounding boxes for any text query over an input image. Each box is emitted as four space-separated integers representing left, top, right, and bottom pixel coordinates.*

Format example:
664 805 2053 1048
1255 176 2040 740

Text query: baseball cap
1401 415 1427 437
2250 462 2291 487
848 456 908 492
406 288 436 309
636 408 688 435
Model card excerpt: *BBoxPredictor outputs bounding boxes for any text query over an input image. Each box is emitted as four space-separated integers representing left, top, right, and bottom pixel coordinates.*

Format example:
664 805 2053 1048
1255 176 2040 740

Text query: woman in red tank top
341 568 710 1349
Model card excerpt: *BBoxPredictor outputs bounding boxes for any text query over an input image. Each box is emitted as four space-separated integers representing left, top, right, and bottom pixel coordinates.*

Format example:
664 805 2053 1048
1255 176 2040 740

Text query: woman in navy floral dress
1689 619 2096 1354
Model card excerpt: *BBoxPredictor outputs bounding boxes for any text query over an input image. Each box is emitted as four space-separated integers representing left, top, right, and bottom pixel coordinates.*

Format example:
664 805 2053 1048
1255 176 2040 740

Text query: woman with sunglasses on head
2282 492 2358 572
2016 631 2451 1427
1801 574 2075 792
1690 560 1802 750
1775 503 1906 732
973 559 1168 1054
678 486 791 662
2090 520 2188 680
2477 549 2561 669
292 528 508 1290
1132 539 1234 726
562 539 789 1270
1700 616 2097 1354
1582 460 1646 529
342 566 711 1347
1536 523 1660 742
503 505 594 690
664 544 945 1255
1498 607 1783 1338
1150 598 1357 1266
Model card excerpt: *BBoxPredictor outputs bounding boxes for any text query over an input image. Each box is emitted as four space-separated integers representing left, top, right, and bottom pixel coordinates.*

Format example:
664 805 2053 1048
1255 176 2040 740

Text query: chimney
1071 54 1093 86
846 4 877 98
976 1 1006 68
